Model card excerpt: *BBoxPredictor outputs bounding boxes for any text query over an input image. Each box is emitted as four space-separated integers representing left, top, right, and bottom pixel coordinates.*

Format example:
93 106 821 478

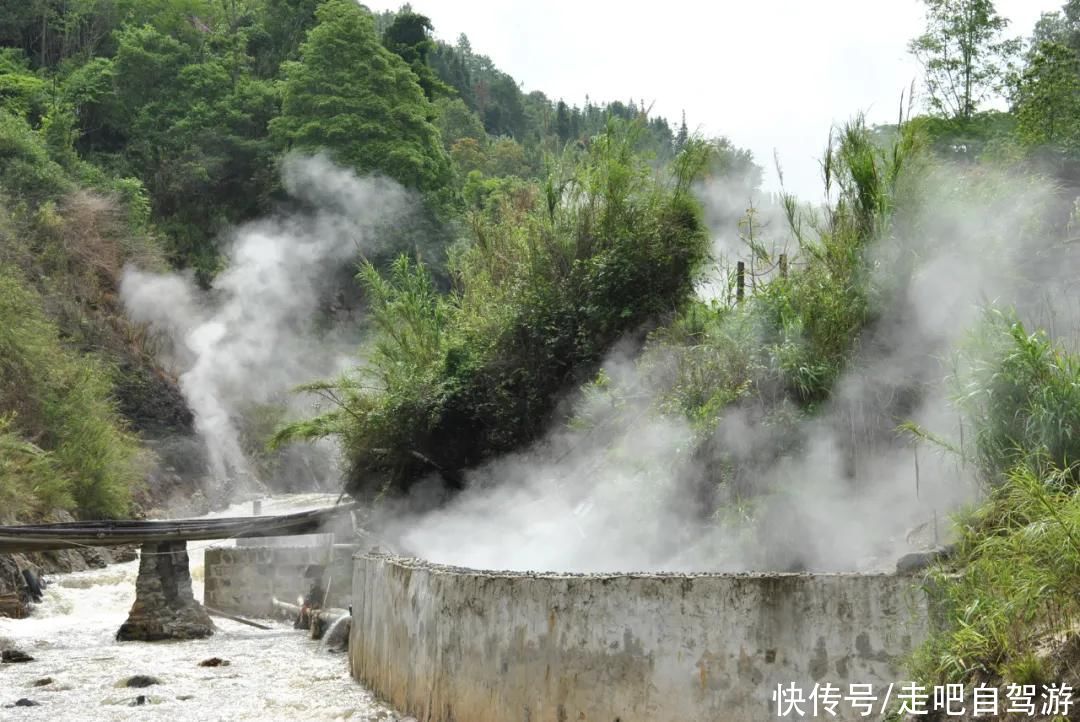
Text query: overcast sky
364 0 1059 200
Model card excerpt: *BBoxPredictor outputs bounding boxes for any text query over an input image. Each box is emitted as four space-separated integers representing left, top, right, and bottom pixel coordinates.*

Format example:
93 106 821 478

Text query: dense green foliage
0 14 188 520
953 311 1080 484
901 0 1080 695
0 1 695 281
2 13 1079 682
909 0 1020 120
0 0 713 519
274 124 711 494
272 0 454 207
1015 40 1080 150
912 321 1080 688
904 0 1080 176
646 116 913 436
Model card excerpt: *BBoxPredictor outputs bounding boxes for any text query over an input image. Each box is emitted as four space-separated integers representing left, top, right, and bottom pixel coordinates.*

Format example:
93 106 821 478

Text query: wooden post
252 499 262 516
779 253 788 278
958 417 965 468
736 261 745 302
914 444 921 500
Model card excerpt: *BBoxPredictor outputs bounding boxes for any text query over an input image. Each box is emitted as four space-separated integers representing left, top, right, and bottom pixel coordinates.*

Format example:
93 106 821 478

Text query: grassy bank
912 313 1080 696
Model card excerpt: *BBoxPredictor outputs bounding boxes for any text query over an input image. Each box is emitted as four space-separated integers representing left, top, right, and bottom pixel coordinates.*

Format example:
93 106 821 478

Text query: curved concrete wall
349 553 930 722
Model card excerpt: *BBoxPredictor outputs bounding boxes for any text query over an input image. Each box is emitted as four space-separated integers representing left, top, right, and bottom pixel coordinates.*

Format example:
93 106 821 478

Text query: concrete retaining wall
349 553 930 722
236 533 335 548
203 544 355 617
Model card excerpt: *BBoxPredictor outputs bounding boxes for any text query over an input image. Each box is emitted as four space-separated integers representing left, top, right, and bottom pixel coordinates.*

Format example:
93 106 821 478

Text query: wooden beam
0 503 362 552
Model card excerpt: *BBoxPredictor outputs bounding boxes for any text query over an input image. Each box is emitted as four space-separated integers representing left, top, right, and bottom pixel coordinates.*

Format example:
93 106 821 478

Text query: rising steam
121 155 410 497
119 150 1080 573
378 159 1079 573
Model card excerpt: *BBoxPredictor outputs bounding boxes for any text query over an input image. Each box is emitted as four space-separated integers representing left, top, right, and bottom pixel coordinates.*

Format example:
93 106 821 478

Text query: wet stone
198 657 230 667
123 675 161 688
11 699 39 707
2 650 34 663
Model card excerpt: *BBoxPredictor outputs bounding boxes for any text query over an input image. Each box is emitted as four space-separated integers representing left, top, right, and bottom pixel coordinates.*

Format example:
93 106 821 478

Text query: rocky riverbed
0 495 402 721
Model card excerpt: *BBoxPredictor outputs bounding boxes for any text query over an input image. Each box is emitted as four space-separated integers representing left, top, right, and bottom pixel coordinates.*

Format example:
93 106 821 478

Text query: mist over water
120 155 411 496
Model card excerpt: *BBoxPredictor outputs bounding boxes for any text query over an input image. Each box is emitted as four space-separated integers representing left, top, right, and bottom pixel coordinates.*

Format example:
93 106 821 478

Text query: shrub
646 115 917 434
0 111 72 204
953 309 1080 485
911 325 1080 688
0 415 73 519
912 464 1080 685
276 121 711 496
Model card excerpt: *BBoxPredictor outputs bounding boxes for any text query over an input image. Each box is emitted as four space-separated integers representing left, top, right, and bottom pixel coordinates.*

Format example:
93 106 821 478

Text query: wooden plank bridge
0 502 360 641
0 502 361 552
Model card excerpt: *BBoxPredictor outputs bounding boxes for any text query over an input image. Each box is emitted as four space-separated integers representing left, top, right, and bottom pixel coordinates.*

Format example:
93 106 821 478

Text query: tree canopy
909 0 1020 120
271 0 454 208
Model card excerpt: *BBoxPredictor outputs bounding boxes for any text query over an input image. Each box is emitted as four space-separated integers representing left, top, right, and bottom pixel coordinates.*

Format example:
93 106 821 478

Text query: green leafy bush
646 116 915 436
912 464 1080 685
276 122 710 495
911 320 1080 688
0 111 72 203
0 415 72 520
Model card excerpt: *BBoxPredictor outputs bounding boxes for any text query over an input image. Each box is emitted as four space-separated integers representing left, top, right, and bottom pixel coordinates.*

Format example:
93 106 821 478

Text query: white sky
364 0 1059 200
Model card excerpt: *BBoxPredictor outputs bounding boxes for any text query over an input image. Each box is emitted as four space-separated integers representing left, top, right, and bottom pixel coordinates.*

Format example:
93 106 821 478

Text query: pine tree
675 110 689 151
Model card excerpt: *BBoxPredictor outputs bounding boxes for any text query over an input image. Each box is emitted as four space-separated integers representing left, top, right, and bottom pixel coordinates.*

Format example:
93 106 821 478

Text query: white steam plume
121 155 410 494
380 161 1080 574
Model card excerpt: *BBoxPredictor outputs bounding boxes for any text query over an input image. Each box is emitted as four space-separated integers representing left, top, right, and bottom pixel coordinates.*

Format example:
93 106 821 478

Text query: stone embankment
0 510 137 618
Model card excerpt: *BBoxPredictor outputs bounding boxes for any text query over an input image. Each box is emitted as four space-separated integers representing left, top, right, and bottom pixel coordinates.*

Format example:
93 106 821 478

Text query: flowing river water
0 494 401 721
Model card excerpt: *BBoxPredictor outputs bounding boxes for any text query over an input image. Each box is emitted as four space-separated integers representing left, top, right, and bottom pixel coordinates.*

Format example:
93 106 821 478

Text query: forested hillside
6 0 1080 705
0 0 741 521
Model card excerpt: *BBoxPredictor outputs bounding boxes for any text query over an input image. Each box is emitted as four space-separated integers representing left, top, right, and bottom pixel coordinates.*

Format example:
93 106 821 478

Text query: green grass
0 266 141 518
913 464 1080 685
953 309 1080 485
0 415 72 520
639 114 916 445
911 318 1080 690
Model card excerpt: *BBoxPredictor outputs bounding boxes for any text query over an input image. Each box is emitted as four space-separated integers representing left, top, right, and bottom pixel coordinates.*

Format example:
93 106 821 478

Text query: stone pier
116 541 213 641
